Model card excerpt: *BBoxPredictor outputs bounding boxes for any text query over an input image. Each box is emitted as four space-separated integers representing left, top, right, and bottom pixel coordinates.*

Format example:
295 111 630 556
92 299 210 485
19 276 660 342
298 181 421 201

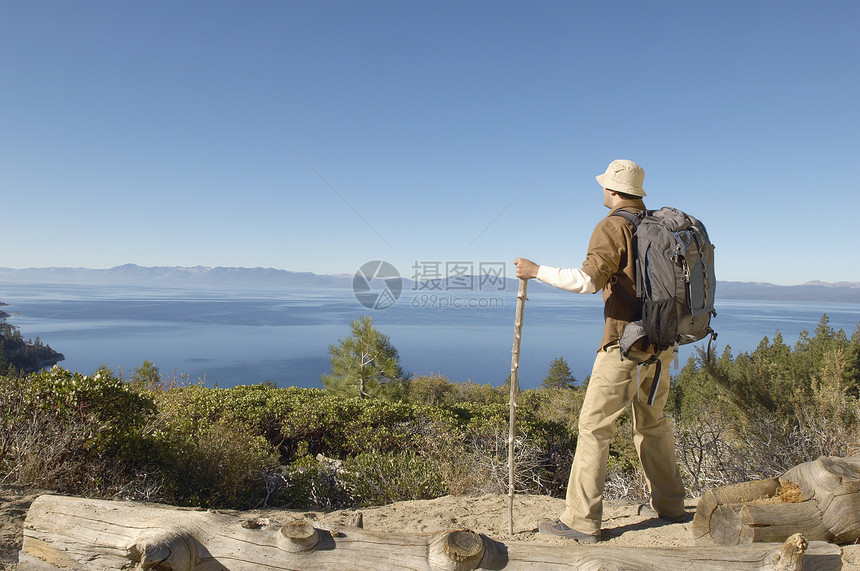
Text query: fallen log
19 494 841 570
693 454 860 547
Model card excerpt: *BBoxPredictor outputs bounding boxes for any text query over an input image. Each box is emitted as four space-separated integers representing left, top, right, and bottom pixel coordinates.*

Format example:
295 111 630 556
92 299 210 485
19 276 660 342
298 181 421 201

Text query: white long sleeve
536 265 597 294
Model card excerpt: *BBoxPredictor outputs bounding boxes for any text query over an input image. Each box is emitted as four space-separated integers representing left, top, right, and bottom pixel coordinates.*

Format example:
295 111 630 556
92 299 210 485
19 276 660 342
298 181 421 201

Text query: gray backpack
613 207 717 397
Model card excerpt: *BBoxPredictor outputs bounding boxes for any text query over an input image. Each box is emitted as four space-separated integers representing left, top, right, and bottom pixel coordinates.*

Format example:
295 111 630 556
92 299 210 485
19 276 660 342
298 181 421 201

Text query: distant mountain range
1 264 859 303
0 264 354 288
716 281 860 303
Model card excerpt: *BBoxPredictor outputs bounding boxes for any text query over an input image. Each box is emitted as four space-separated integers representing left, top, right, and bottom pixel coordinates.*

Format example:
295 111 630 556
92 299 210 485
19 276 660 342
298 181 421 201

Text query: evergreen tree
541 356 577 389
133 360 161 388
322 316 407 399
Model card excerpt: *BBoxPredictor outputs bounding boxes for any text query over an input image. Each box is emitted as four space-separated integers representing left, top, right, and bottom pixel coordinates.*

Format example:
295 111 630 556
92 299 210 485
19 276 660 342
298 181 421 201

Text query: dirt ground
2 486 859 569
0 486 39 571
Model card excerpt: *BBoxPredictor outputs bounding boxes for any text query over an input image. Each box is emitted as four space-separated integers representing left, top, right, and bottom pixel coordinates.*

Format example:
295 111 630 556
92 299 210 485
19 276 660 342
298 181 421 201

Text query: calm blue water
2 282 859 390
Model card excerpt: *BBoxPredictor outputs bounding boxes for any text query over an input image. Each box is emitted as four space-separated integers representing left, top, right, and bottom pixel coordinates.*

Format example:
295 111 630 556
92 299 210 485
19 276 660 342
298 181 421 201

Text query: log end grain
428 529 485 571
278 518 321 553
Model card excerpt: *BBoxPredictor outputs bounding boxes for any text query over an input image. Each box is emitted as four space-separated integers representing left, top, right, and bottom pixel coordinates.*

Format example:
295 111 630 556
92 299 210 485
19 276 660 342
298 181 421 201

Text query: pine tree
541 356 577 390
322 316 407 399
133 360 161 389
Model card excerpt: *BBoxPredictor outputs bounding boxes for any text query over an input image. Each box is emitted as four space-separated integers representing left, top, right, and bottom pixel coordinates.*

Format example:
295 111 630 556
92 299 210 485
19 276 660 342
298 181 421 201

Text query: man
514 159 686 543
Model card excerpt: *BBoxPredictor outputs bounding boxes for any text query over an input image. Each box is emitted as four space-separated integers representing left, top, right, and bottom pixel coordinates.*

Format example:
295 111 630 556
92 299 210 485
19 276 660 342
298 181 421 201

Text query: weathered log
693 478 782 543
19 494 842 570
785 454 860 544
694 454 860 546
738 500 831 543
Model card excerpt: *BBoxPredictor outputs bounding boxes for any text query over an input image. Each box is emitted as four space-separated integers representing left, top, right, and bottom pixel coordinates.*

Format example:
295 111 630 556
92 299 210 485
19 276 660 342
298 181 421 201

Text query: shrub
407 374 455 405
0 367 161 497
339 450 447 506
263 455 352 509
160 415 278 508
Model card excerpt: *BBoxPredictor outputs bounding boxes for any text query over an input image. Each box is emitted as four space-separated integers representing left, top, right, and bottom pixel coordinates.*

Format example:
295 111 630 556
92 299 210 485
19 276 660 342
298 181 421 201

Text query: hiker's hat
596 159 646 197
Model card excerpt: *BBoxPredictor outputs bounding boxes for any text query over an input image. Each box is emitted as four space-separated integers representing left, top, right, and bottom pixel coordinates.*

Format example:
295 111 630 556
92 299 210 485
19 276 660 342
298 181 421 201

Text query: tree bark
19 494 842 571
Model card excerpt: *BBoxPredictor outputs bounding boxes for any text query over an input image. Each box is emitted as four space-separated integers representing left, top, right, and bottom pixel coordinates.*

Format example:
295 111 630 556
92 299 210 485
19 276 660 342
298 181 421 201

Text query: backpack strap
632 357 662 406
612 208 646 360
704 328 718 362
648 359 662 406
611 208 644 229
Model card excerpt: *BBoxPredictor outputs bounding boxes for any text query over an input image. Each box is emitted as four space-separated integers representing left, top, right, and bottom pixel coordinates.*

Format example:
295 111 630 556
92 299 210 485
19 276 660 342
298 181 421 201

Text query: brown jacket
580 198 648 351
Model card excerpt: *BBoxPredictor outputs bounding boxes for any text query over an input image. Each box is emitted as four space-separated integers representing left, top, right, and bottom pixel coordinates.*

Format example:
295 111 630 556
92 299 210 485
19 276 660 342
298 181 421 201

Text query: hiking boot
637 504 688 523
537 519 600 543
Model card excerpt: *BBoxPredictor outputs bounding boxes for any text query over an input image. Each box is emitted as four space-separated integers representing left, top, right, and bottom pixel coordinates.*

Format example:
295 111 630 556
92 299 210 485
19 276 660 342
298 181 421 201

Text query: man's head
596 159 646 197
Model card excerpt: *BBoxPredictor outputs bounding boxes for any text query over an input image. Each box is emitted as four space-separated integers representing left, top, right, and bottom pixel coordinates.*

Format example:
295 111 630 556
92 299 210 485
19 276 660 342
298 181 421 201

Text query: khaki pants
560 344 685 534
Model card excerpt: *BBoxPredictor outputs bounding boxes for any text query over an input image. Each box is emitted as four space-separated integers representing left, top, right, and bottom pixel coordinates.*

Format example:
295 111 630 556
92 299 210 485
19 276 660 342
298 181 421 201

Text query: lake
2 281 860 390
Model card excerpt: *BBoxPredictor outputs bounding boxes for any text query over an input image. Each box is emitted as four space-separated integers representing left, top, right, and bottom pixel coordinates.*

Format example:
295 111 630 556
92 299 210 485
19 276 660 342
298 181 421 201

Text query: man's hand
513 258 539 280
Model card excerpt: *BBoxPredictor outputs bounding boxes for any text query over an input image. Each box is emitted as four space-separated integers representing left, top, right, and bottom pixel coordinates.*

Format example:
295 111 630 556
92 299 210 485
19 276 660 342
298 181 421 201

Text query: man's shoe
537 519 600 543
637 504 688 523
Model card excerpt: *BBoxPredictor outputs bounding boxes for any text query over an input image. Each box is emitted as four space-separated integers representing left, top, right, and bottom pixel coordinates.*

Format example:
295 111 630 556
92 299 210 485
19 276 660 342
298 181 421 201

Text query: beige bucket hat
595 159 646 197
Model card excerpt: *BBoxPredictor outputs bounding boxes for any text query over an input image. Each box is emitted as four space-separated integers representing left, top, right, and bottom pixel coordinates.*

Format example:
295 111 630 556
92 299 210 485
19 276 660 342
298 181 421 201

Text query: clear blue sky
2 1 858 285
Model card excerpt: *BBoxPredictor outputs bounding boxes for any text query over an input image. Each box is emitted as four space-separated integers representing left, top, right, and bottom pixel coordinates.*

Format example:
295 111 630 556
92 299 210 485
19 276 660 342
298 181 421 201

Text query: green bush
339 450 447 506
23 367 156 456
267 455 352 509
160 415 278 508
407 374 456 405
146 383 577 506
0 367 160 496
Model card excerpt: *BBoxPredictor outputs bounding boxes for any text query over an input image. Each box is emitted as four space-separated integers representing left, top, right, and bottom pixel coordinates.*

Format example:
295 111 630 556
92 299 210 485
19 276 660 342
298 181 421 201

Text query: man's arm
513 258 597 294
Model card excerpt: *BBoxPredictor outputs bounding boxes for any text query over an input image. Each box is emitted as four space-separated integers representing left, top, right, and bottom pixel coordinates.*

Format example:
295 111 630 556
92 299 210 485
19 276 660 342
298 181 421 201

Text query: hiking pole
508 278 528 535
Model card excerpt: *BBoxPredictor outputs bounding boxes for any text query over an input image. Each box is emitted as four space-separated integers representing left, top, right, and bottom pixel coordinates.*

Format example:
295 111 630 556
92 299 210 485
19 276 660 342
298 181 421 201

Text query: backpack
612 207 717 397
